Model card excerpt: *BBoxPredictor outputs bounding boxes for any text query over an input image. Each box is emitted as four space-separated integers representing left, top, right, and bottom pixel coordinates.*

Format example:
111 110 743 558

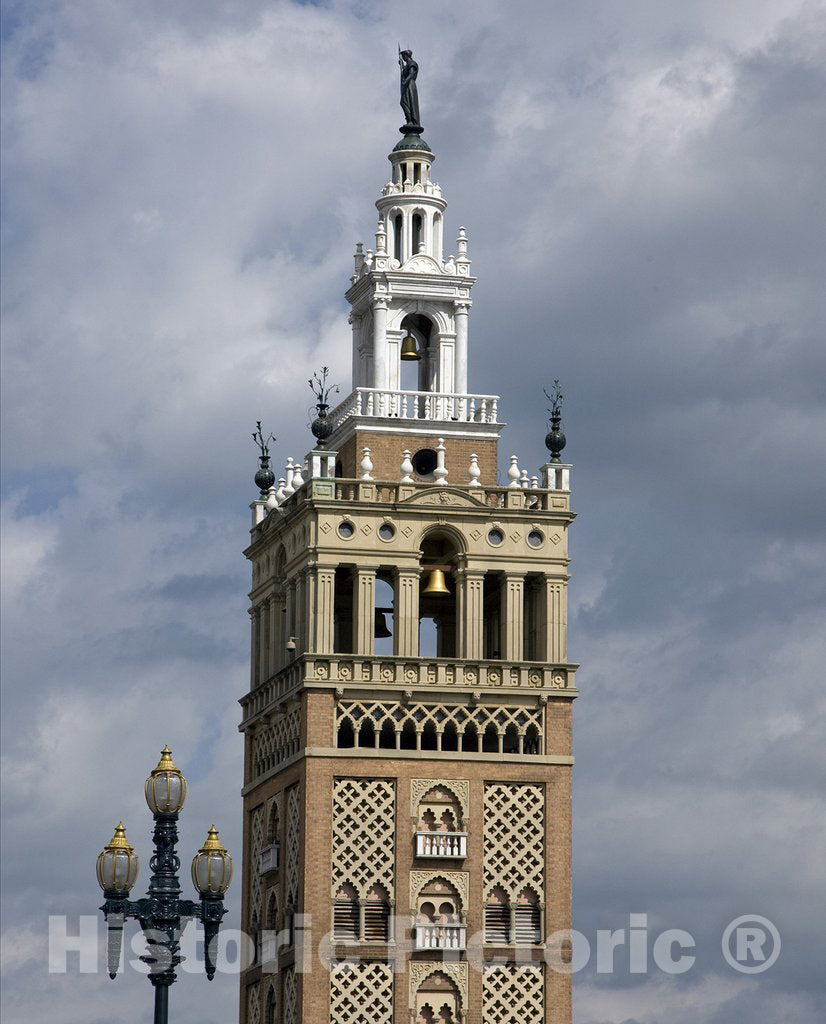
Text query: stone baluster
507 455 521 488
520 469 530 489
291 461 305 490
434 437 448 486
360 448 374 480
284 458 295 495
468 453 481 487
275 478 287 503
400 450 414 483
265 485 279 511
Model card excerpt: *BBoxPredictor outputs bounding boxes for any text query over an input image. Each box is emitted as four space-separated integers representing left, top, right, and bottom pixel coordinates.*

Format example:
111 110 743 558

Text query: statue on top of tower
398 48 422 134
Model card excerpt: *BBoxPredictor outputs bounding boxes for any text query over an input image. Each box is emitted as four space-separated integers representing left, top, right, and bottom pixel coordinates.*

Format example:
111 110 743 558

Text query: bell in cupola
421 568 450 596
374 609 393 638
400 333 421 361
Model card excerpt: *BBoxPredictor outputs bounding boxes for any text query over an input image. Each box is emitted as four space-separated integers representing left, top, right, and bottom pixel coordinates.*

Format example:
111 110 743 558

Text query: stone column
454 301 469 396
541 576 567 662
311 567 335 654
249 608 258 688
259 599 270 684
500 573 524 661
457 568 484 660
372 298 388 392
354 568 376 656
395 569 420 657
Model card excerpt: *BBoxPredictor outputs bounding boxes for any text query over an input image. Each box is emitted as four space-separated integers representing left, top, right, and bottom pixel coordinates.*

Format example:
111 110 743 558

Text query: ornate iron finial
308 367 339 447
252 421 276 496
544 381 567 463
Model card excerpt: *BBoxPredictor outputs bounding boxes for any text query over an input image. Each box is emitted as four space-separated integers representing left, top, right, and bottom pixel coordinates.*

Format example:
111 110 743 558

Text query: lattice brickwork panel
249 806 265 928
337 699 543 753
246 981 260 1024
483 783 545 901
283 966 297 1024
251 707 301 781
332 779 395 899
330 962 394 1024
286 786 301 909
482 965 544 1024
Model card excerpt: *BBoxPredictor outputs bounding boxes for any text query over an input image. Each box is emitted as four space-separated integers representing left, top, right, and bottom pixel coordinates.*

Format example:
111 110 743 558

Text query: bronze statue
398 48 422 133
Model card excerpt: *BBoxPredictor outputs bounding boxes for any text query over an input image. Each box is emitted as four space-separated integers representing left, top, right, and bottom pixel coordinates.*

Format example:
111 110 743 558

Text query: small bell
374 610 392 638
400 334 420 361
421 568 450 596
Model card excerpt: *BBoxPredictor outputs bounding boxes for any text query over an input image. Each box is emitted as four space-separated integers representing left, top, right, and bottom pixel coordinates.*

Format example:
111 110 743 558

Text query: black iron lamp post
97 746 233 1024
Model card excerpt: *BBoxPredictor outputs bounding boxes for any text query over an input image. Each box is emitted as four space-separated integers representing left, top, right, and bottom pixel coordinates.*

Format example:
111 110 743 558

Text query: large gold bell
400 334 420 361
422 568 450 596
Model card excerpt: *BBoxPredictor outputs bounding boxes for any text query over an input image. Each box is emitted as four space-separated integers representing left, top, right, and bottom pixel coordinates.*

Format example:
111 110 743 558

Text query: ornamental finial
308 367 339 447
252 421 276 496
544 381 567 462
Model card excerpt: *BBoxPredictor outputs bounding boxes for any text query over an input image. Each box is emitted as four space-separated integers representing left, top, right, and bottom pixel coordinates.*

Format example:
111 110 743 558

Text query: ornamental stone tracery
482 964 544 1024
286 786 301 911
336 699 543 754
330 961 394 1024
251 708 301 780
409 870 469 910
410 779 469 823
409 962 468 1011
483 783 545 902
249 806 265 930
331 779 396 900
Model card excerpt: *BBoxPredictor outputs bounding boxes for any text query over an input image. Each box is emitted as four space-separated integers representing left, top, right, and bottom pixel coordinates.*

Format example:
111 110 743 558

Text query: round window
411 448 438 477
487 528 505 546
378 523 396 541
527 530 544 548
338 520 355 539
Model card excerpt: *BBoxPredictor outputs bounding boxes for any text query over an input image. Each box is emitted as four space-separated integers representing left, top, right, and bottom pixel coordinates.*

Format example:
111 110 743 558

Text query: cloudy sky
2 0 825 1021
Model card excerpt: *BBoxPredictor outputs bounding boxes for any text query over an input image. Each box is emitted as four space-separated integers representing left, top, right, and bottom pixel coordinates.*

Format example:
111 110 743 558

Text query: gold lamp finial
145 745 187 815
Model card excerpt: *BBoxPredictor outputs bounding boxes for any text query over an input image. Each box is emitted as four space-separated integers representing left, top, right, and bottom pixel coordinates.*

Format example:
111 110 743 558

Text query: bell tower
238 54 577 1024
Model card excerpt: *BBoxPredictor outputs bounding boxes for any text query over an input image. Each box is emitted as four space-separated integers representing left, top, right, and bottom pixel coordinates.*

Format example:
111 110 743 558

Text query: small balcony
414 924 467 951
415 831 467 859
258 843 279 875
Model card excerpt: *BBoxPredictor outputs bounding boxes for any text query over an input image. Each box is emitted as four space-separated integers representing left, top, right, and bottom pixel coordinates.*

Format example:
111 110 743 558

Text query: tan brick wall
336 430 500 487
240 727 574 1024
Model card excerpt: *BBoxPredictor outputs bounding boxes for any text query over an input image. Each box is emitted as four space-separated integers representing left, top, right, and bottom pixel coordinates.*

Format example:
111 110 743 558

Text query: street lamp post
97 747 233 1024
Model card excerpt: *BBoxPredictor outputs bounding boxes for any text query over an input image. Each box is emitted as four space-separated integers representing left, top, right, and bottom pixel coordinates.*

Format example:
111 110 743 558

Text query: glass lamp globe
191 826 233 895
144 746 187 815
96 823 139 894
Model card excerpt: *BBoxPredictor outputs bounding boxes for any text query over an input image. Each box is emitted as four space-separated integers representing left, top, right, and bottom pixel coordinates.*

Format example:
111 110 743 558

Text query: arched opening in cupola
412 212 424 253
393 212 403 262
418 530 460 658
399 312 433 395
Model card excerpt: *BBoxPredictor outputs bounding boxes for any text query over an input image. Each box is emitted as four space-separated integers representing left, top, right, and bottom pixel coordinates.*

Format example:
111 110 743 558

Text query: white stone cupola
347 134 476 398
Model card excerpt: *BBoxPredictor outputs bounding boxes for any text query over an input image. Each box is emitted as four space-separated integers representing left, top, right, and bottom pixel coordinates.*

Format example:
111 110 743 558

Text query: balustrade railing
415 832 467 859
329 388 499 427
414 924 467 950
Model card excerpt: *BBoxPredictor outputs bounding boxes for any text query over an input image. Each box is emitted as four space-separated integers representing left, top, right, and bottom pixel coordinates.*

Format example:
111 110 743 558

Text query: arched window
267 802 280 845
379 719 396 749
337 718 355 748
421 720 438 751
358 718 376 748
503 723 520 754
461 722 478 752
524 723 541 755
400 719 417 750
364 884 390 942
430 717 452 750
482 723 499 753
412 212 423 253
265 983 277 1024
484 887 510 944
514 888 541 944
333 884 359 941
393 213 403 261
